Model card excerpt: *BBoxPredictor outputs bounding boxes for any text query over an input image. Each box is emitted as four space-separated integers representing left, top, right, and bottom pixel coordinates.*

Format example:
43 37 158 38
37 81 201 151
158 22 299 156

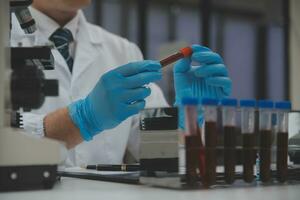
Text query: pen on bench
83 164 140 172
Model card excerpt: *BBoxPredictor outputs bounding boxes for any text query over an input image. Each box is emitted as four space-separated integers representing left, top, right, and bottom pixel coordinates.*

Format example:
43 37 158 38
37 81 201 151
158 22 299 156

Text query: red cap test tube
159 47 193 67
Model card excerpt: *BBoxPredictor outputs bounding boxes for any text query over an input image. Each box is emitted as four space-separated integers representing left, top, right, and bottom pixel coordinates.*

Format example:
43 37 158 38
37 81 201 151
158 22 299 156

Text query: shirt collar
29 6 80 41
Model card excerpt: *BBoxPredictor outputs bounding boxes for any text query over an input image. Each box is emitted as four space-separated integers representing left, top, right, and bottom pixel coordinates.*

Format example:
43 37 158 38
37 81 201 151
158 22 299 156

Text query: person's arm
43 60 162 149
44 108 83 149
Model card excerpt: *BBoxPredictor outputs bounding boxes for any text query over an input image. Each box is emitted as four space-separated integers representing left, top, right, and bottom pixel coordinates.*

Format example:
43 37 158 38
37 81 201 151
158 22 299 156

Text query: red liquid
204 122 217 186
243 133 256 183
160 47 193 67
160 53 183 67
185 134 202 186
259 130 272 182
224 126 236 184
276 132 288 182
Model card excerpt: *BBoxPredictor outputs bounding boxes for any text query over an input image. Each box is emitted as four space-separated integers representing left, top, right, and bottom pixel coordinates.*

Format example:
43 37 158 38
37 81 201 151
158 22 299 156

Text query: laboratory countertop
1 177 300 200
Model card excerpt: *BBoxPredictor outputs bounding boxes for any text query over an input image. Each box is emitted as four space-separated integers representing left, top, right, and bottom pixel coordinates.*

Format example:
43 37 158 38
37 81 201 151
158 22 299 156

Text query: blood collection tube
258 100 274 183
275 101 291 183
221 98 237 184
182 97 202 186
160 47 193 67
202 98 219 187
240 99 256 183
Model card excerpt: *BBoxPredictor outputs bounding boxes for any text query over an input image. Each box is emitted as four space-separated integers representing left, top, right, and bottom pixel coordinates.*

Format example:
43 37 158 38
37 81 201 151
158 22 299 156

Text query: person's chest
11 19 138 113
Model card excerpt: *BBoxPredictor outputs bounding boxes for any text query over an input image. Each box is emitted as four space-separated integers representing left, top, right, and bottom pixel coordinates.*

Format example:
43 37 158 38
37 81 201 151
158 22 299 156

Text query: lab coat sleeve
127 42 144 62
126 43 169 162
20 112 45 138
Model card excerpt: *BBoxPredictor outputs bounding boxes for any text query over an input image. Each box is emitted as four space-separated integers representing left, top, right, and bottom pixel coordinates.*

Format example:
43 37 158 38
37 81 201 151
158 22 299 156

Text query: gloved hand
68 60 162 141
174 45 232 127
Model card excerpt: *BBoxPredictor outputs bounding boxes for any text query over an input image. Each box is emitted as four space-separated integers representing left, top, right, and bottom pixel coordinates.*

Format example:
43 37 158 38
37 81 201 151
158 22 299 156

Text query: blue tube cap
221 98 237 107
181 97 199 105
275 101 291 110
201 98 219 106
240 99 256 107
258 100 274 108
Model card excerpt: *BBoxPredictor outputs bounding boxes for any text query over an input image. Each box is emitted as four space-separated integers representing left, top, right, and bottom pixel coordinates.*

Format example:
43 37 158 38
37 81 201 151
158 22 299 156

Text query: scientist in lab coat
11 0 232 167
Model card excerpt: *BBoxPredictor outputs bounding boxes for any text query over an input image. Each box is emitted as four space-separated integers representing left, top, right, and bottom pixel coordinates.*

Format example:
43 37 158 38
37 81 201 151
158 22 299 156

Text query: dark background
83 0 289 105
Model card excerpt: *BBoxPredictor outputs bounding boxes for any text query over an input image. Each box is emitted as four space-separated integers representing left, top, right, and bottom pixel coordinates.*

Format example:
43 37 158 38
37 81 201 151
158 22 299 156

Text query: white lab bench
1 177 300 200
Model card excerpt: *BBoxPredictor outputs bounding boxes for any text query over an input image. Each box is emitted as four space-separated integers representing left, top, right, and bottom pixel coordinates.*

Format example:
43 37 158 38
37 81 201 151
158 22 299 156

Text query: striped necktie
49 28 74 73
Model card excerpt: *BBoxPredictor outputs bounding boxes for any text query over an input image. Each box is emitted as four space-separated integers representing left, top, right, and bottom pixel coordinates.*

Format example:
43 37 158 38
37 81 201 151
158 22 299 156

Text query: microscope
0 0 62 191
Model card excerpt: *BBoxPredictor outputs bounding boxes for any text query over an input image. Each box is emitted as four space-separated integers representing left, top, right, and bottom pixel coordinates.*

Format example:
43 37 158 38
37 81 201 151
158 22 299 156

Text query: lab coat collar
25 8 104 82
29 7 59 41
77 10 103 44
71 11 104 82
30 6 80 46
31 9 104 46
28 7 103 46
29 8 103 81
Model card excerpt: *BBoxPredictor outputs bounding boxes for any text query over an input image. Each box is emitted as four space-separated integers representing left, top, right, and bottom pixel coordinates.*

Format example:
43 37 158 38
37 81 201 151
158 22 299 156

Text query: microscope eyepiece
14 7 36 34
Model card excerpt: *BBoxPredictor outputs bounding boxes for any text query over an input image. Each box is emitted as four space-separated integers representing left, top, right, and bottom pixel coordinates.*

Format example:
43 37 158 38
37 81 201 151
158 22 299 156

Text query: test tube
221 98 238 184
160 47 193 67
258 100 274 183
240 99 256 183
275 101 291 182
182 97 202 186
202 98 219 186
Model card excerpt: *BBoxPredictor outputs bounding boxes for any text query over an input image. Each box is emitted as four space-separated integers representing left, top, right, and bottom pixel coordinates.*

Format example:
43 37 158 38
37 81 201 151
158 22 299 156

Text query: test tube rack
138 107 300 189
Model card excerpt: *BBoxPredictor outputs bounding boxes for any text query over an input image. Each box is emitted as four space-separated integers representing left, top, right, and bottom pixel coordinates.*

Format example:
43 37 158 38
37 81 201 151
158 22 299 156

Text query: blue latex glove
68 60 162 141
174 45 232 128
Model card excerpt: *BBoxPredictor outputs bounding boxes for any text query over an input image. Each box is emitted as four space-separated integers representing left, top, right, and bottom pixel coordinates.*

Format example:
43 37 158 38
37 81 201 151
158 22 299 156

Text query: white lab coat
10 11 168 166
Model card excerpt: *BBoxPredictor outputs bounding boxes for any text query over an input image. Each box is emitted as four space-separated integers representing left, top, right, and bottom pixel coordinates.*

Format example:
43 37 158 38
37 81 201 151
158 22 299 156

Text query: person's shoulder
87 22 139 52
85 22 143 60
